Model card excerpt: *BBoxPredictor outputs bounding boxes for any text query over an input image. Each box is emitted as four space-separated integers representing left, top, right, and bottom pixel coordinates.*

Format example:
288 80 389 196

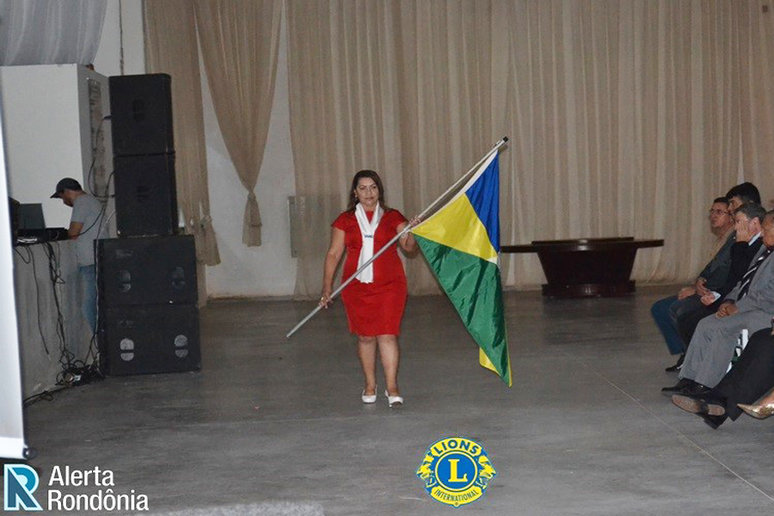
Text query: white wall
203 14 297 298
0 64 109 229
0 97 27 460
92 0 145 77
1 65 81 227
0 0 145 230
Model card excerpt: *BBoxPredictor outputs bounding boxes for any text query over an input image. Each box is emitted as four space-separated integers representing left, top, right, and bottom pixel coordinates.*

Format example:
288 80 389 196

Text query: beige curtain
194 0 282 247
144 0 221 306
287 0 774 297
490 0 745 287
287 0 494 296
738 1 774 203
394 0 495 293
286 0 403 297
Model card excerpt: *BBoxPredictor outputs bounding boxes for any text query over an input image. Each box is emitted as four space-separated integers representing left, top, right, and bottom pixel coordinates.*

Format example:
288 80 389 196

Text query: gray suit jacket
726 246 774 318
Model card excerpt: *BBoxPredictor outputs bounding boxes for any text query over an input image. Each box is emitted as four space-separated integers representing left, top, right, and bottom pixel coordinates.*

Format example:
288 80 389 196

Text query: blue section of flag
464 155 500 252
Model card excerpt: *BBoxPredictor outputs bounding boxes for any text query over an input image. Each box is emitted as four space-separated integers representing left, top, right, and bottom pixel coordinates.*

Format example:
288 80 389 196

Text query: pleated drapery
287 0 774 297
286 0 404 296
144 0 221 308
194 0 282 247
0 0 106 65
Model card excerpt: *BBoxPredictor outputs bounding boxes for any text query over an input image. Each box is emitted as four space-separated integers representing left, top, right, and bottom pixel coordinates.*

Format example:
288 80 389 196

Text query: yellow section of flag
411 193 498 264
479 348 512 387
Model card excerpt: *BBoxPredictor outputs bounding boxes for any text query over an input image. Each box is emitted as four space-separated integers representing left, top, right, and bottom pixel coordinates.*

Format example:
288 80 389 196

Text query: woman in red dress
320 170 418 407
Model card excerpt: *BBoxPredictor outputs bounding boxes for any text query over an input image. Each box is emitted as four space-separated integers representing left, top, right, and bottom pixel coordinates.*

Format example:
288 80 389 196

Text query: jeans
650 294 704 355
79 265 97 334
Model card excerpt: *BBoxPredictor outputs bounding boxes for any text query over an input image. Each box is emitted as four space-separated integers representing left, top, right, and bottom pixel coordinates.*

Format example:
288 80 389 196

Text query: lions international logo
415 437 496 507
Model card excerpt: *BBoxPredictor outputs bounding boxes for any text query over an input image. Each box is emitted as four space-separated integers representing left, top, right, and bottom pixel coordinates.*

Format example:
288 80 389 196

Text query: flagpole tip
502 136 509 142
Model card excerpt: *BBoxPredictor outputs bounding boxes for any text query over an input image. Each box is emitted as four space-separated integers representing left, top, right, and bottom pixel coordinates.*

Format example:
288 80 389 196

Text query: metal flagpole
286 136 508 339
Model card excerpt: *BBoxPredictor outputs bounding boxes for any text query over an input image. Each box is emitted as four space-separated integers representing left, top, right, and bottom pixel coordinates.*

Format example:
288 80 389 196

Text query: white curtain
492 0 766 286
287 0 774 297
194 0 283 247
144 0 223 309
738 0 774 201
286 0 404 296
0 0 106 65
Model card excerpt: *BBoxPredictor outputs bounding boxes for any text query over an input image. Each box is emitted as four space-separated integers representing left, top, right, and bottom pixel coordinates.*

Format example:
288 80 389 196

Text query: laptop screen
18 203 45 230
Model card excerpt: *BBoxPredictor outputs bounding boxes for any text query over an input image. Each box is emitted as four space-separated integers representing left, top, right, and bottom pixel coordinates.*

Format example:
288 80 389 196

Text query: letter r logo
3 464 43 511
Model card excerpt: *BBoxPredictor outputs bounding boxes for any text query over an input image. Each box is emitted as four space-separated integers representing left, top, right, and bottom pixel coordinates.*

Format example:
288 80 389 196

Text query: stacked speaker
98 74 201 376
109 74 178 237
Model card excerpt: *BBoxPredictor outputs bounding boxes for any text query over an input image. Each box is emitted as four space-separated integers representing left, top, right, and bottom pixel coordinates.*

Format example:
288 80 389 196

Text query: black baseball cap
51 178 82 198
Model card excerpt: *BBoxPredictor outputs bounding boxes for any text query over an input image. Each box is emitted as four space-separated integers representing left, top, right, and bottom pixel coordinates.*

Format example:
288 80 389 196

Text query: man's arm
68 221 83 239
700 233 735 291
737 257 774 315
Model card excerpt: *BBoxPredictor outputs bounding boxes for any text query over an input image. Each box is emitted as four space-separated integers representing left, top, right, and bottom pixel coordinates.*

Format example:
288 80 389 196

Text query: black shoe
661 378 694 395
683 382 712 397
699 413 727 430
665 354 685 372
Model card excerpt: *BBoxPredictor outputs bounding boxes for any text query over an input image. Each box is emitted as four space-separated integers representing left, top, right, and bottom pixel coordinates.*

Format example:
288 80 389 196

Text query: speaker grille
100 305 200 375
98 235 197 306
109 74 174 156
114 153 178 237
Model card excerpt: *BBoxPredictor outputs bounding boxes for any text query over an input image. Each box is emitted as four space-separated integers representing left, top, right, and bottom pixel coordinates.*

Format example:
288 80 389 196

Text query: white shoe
361 387 377 404
385 390 403 407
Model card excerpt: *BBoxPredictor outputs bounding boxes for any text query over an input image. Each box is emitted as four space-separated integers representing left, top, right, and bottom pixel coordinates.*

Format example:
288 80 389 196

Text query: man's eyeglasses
709 209 729 216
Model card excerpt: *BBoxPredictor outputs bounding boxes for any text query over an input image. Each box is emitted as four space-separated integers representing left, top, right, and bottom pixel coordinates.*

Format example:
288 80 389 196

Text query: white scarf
354 202 383 283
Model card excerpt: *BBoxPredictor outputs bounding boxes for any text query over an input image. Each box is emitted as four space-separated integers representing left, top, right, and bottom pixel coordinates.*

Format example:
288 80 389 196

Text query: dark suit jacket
699 231 736 292
677 238 767 345
713 238 763 303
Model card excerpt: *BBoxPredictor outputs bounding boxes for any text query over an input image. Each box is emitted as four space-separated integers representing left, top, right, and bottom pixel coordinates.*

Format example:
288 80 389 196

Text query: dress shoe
385 390 403 408
682 382 712 398
737 403 774 419
661 378 694 395
671 394 706 414
699 412 726 430
361 387 377 404
671 394 725 416
665 354 685 372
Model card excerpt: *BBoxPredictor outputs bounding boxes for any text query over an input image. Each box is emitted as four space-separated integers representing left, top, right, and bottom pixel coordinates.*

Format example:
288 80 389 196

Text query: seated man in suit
663 209 774 397
674 202 765 349
657 182 762 372
670 327 774 429
650 197 735 366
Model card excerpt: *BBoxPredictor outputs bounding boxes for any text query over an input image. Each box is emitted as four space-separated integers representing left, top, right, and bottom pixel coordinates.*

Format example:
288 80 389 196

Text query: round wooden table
502 237 664 298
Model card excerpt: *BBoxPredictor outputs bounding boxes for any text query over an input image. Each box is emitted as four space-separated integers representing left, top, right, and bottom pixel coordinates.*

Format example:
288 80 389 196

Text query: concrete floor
19 286 774 515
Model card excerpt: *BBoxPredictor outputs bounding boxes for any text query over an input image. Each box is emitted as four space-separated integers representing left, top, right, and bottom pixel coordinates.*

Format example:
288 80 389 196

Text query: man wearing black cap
51 178 105 334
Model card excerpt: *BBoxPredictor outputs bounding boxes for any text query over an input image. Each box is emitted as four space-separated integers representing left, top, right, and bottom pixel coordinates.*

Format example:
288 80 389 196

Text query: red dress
333 209 408 335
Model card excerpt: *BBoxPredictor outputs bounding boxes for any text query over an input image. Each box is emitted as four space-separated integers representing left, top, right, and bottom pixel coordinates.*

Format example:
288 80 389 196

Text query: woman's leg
377 335 400 395
357 336 378 395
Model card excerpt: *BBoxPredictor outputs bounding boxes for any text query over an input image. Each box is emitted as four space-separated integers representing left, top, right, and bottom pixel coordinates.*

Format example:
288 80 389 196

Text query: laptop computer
15 203 68 243
18 203 45 232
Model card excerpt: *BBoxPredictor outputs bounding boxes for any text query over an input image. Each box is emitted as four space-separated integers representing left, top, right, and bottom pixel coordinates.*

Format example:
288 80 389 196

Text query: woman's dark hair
347 169 387 211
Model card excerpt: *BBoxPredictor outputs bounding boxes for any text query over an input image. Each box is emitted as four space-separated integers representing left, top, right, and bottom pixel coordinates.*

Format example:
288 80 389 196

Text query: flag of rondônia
411 151 511 386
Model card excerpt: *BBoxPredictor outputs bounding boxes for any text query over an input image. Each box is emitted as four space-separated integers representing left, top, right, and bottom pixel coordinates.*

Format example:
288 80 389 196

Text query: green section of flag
415 234 511 386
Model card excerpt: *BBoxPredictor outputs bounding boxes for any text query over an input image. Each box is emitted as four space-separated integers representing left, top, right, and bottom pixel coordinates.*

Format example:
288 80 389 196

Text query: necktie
737 247 772 300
